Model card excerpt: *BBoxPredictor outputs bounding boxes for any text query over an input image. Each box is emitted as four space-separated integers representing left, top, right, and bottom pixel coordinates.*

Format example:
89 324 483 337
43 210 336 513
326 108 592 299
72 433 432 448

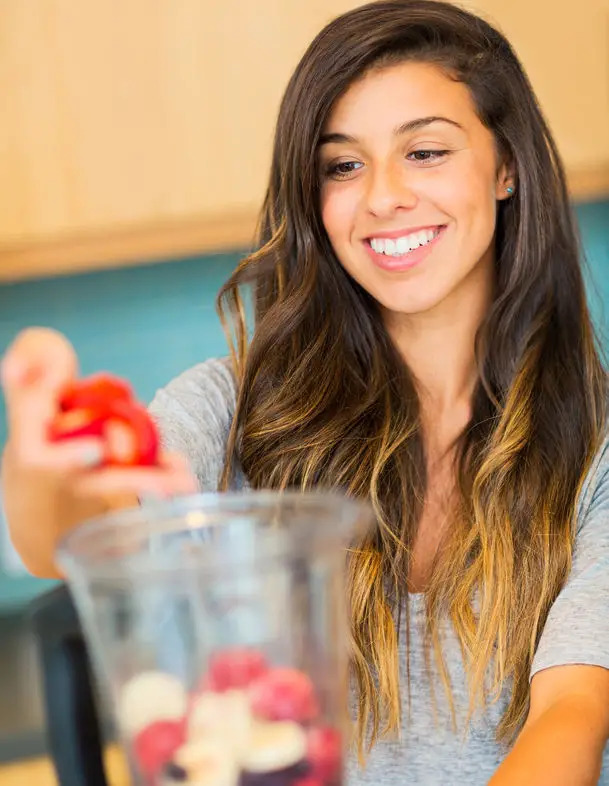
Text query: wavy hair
217 0 608 757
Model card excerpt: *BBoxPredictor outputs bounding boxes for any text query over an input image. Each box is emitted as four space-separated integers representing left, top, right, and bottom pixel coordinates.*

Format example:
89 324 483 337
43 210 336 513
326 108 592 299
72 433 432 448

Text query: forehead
323 61 481 134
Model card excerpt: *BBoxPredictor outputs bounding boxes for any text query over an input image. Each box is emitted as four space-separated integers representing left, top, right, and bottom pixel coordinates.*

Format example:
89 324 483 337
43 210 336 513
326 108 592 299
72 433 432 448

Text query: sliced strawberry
102 400 160 467
204 648 269 692
133 718 186 778
48 408 107 442
51 371 160 467
59 372 133 412
307 726 342 781
294 778 324 786
248 668 319 723
49 399 160 467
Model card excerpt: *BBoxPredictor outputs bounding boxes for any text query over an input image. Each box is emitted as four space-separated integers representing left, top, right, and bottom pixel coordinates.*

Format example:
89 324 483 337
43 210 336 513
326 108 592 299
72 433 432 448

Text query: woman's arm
489 664 609 786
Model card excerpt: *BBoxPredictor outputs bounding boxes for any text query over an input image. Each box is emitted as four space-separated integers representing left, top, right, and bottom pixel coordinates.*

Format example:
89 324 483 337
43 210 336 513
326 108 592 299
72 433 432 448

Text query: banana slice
118 671 187 736
173 739 238 786
175 738 232 769
240 720 307 773
188 690 252 756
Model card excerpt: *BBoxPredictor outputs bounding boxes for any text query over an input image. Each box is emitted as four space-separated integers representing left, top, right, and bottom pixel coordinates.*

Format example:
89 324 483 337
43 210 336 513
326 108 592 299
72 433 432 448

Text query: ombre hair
217 0 608 758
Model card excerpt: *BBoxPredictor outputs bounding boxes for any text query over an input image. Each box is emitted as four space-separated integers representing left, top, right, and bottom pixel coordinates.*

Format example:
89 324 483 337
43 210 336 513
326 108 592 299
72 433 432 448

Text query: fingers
10 437 106 475
1 329 199 506
1 328 78 438
1 327 78 394
71 451 199 500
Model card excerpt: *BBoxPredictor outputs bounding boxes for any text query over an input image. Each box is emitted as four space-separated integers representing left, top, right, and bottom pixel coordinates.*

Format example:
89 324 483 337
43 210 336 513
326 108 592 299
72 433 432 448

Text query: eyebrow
318 115 464 146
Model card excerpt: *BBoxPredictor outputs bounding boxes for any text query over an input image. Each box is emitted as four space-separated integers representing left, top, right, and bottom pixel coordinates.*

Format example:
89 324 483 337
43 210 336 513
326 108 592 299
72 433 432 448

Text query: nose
365 160 417 218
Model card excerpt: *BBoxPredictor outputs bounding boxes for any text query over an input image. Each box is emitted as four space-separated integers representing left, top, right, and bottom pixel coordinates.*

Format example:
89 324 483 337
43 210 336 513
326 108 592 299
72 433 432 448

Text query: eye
407 150 450 164
323 160 363 180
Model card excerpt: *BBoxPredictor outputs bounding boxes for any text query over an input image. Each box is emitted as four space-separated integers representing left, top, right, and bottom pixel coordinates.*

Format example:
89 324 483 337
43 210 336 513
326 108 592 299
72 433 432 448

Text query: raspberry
248 668 319 723
307 726 342 781
206 648 269 692
133 719 185 777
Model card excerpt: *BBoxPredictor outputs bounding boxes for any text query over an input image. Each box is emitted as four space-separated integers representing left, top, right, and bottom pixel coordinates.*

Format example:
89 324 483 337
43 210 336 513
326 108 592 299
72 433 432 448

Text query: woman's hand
1 327 198 576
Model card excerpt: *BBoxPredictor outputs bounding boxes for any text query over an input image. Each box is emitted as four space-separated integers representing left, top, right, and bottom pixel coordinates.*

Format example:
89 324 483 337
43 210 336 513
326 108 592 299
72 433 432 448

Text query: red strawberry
51 371 160 467
307 726 342 781
49 399 160 467
102 400 160 467
133 719 185 778
205 648 269 692
59 372 133 412
248 668 319 722
48 408 107 442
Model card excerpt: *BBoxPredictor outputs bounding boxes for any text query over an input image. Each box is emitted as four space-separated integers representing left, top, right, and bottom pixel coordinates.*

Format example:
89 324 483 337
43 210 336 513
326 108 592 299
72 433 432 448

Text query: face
318 61 512 319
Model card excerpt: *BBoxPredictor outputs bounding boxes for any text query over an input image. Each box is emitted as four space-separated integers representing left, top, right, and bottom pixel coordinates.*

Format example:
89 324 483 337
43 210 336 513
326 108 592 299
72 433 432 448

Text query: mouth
363 225 447 271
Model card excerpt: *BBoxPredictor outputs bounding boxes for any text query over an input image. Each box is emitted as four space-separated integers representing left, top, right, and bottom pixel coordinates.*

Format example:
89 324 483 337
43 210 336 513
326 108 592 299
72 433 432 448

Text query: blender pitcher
56 491 371 786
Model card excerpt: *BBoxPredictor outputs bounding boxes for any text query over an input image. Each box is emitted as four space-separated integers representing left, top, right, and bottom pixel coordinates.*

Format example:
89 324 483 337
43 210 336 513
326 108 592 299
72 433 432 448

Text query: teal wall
579 200 609 345
0 199 607 610
0 252 240 609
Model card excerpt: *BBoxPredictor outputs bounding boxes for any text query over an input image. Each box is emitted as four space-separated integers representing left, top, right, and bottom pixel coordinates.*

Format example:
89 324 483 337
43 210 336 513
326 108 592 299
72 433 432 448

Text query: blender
56 491 370 786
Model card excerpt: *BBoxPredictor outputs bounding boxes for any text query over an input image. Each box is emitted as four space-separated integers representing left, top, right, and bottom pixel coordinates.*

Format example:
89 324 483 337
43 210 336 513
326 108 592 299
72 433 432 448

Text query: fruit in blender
206 648 269 692
118 671 188 736
306 727 342 781
133 719 185 778
248 669 319 723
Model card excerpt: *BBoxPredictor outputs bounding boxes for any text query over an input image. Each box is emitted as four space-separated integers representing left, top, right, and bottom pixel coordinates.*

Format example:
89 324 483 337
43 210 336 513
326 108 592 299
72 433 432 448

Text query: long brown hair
217 0 608 757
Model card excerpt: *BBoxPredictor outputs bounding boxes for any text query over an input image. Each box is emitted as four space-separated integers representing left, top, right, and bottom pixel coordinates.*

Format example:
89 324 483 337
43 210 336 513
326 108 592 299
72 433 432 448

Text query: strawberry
59 372 133 412
49 391 160 467
133 719 186 778
205 648 269 692
48 408 107 442
307 726 342 781
248 668 319 723
101 399 159 466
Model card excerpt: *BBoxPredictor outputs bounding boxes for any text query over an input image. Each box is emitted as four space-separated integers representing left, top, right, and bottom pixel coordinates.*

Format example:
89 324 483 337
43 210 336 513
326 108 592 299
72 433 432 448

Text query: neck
384 256 493 455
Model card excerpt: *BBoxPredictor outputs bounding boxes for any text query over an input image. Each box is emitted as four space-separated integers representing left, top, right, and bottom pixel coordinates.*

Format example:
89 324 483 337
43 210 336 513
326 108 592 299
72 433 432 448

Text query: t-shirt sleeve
530 436 609 679
147 357 237 492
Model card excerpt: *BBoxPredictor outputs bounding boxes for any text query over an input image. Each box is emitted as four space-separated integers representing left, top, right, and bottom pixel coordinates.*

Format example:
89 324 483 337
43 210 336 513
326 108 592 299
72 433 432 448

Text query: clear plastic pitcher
57 491 370 786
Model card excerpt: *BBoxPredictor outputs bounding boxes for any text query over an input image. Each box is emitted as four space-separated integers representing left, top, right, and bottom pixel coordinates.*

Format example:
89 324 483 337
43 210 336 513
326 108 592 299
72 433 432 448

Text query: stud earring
506 185 514 195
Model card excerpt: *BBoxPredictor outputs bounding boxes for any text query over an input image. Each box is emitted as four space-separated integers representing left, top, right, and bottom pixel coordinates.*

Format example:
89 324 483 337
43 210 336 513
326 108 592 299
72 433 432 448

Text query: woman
2 1 608 783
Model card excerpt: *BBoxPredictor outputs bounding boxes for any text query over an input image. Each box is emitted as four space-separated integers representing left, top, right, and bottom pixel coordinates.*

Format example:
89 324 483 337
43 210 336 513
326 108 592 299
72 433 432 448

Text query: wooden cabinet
471 0 609 195
1 0 607 282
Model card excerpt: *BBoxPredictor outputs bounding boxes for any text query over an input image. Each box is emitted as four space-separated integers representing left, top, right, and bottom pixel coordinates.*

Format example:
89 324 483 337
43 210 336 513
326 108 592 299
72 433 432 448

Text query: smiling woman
211 1 609 783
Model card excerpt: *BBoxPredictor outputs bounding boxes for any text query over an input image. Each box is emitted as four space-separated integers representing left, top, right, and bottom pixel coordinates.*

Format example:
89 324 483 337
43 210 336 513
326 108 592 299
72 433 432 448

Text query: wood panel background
0 0 607 281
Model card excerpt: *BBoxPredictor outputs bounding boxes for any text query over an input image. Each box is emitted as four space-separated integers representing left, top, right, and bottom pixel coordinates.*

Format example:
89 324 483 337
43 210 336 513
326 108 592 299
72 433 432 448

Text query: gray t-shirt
149 357 609 785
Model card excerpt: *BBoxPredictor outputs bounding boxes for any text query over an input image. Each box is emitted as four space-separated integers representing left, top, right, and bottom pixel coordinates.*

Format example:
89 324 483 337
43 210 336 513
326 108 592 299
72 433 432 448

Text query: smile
363 225 447 273
368 227 443 257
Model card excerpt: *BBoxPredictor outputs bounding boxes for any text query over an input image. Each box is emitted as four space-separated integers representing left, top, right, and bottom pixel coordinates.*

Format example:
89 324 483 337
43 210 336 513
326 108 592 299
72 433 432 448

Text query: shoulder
153 356 237 412
148 357 239 490
529 427 609 679
576 427 609 531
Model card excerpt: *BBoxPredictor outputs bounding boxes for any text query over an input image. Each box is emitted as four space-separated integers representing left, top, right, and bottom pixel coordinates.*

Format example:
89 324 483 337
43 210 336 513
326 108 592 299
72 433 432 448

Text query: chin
371 286 447 317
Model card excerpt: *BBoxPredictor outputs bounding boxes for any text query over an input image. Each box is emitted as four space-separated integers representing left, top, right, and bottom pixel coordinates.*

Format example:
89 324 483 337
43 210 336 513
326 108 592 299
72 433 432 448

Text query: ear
495 158 516 201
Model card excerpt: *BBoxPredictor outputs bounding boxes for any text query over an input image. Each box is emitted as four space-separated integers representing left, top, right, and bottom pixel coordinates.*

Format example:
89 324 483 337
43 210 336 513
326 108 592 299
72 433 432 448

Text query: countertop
0 746 129 786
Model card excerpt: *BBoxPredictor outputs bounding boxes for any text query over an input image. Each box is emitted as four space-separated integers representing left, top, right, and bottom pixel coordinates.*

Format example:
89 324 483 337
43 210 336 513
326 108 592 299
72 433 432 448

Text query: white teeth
369 228 440 257
395 236 408 254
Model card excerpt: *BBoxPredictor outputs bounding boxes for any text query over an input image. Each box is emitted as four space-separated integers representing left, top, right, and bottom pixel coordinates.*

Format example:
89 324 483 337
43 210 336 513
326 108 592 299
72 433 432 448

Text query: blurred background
0 0 607 782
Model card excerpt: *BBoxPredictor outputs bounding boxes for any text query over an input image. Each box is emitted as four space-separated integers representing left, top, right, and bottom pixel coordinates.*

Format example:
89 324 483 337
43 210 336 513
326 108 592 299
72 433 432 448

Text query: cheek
448 159 499 230
320 187 358 244
427 181 497 260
